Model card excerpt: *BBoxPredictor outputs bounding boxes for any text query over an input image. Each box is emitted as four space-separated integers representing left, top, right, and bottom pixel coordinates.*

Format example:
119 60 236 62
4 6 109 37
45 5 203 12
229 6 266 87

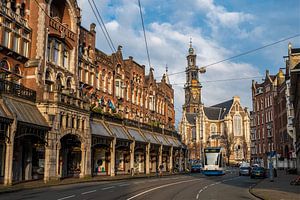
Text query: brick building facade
251 68 295 169
0 0 185 185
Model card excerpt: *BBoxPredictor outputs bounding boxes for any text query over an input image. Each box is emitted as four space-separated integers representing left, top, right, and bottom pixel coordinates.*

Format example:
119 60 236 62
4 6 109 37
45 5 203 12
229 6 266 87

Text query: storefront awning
126 128 147 143
3 96 49 129
0 102 12 123
165 136 180 147
142 130 160 144
155 134 170 146
90 121 112 137
107 123 131 140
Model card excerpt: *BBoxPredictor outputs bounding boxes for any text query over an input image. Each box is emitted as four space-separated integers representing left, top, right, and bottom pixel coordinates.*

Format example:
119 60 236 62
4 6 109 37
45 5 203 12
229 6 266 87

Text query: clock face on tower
192 91 197 100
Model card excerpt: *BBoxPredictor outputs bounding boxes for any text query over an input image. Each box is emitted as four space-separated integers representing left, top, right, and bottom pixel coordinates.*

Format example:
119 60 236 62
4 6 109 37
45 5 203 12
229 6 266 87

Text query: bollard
269 161 274 182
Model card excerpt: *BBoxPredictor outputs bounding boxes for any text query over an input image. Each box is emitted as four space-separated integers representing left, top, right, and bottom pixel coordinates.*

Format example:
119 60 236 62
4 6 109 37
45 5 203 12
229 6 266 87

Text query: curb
248 179 264 200
0 173 187 195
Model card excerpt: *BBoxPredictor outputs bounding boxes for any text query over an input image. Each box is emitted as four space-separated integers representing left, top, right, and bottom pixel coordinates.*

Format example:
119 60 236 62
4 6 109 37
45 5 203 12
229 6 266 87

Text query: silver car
239 167 251 176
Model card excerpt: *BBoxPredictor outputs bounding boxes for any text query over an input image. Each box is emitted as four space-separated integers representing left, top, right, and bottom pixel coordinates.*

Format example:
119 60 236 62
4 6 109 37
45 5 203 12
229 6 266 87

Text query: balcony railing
0 79 36 102
0 5 28 27
49 91 89 111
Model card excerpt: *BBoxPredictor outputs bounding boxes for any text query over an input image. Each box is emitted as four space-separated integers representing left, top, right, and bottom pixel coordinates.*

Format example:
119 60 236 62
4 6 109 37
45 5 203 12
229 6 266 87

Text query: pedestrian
159 164 164 177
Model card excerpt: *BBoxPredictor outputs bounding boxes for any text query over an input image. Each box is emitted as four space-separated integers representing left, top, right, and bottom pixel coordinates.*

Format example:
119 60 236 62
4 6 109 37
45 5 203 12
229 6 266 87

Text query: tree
221 124 235 166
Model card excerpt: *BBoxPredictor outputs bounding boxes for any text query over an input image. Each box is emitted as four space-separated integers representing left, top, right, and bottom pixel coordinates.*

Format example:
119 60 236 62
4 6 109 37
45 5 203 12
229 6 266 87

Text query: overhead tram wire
87 0 114 53
166 33 300 77
170 75 264 86
90 0 117 53
138 0 152 69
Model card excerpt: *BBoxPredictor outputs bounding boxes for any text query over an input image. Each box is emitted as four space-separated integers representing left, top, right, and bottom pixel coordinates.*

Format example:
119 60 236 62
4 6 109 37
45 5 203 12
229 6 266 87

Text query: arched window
56 74 63 91
233 114 242 136
0 59 9 71
66 77 72 90
210 123 217 135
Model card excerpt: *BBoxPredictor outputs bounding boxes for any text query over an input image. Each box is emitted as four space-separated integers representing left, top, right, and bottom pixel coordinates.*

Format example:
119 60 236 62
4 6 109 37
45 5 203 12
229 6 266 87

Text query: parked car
191 164 202 173
239 166 251 176
250 167 266 179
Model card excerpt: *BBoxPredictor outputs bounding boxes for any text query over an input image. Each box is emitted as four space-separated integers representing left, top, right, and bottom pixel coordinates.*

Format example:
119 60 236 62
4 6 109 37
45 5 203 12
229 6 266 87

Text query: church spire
165 64 170 84
188 37 195 55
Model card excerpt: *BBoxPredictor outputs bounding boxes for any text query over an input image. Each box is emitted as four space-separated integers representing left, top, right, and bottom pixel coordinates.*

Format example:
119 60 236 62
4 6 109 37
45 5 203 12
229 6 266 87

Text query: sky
77 0 300 126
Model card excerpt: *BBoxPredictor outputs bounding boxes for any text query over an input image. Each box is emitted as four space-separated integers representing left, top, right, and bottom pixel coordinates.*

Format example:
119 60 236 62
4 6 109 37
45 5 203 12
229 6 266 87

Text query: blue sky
78 0 300 125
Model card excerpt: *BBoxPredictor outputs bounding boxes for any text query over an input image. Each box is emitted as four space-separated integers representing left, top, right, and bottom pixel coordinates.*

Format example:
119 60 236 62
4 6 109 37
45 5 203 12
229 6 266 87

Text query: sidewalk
250 170 300 200
0 172 181 194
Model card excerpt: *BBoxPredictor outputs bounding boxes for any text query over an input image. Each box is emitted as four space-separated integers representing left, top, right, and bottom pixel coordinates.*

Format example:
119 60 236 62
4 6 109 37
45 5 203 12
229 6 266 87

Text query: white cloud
79 0 261 127
106 20 119 31
195 0 255 39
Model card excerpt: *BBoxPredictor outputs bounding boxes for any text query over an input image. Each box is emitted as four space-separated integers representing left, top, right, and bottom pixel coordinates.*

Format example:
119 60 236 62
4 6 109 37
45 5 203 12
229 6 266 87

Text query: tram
202 147 225 176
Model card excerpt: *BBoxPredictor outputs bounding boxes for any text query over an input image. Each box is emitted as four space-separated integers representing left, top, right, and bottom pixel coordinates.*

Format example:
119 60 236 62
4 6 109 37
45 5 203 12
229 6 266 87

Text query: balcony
0 4 28 28
0 79 36 102
48 17 76 41
48 91 89 111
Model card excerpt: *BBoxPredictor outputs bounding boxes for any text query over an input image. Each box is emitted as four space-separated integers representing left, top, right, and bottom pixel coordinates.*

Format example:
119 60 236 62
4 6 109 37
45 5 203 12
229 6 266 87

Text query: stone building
0 0 186 186
179 43 250 164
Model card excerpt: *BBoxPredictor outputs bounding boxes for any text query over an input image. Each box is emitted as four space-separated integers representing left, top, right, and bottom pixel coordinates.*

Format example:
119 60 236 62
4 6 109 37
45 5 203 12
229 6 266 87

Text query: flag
108 99 115 110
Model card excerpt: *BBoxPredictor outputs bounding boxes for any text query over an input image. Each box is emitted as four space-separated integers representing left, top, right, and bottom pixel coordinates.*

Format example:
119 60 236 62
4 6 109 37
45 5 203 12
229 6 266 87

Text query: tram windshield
204 152 219 165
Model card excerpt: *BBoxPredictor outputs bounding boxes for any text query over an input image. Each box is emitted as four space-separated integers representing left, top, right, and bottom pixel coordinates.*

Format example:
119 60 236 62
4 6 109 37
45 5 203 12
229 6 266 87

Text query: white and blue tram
202 147 225 176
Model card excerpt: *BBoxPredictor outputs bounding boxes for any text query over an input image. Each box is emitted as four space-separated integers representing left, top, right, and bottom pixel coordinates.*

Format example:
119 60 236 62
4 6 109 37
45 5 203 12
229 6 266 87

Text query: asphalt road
0 170 261 200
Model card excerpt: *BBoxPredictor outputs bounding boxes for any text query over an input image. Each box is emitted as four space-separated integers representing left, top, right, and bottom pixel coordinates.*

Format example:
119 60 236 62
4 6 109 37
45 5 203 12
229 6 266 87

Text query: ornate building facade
0 0 186 186
179 43 250 164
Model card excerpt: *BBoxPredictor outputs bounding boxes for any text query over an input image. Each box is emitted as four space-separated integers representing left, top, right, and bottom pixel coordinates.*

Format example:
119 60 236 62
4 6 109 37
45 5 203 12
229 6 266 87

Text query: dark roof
3 97 49 128
291 48 300 54
205 99 234 120
185 113 197 124
204 107 223 120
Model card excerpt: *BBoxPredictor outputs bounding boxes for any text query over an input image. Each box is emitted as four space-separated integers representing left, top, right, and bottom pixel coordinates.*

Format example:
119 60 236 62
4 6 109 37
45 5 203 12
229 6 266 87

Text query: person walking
159 164 164 178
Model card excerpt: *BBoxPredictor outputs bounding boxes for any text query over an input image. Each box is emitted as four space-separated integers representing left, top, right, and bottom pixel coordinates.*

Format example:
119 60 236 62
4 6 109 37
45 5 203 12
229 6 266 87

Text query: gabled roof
204 107 223 120
205 99 234 120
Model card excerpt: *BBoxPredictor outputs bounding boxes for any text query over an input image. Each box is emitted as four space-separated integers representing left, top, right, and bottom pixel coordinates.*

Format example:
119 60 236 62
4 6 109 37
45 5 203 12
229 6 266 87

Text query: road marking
101 186 115 190
57 195 75 200
118 183 130 187
81 190 97 195
196 194 199 199
148 179 158 182
126 179 199 200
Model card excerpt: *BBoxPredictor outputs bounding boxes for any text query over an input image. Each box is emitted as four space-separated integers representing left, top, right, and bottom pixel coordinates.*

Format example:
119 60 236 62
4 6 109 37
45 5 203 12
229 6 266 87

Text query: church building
178 42 250 165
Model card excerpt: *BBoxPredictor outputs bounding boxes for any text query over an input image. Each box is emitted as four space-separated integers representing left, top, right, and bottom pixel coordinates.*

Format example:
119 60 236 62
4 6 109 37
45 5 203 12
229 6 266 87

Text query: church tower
183 40 202 113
